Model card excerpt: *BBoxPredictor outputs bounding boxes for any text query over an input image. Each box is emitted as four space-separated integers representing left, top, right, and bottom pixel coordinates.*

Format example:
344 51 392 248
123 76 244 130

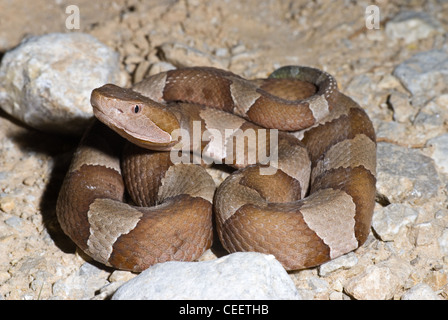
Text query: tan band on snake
56 66 376 272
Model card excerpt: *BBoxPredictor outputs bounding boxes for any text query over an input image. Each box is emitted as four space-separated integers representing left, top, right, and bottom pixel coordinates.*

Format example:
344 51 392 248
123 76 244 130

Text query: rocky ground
0 0 447 300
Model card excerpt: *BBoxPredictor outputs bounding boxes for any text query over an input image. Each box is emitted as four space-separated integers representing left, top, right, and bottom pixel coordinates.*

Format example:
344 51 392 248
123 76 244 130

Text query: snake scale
56 66 376 272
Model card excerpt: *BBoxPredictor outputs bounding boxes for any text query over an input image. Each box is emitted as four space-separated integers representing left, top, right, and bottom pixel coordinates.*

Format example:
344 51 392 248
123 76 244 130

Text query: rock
51 262 109 299
108 270 136 283
393 49 448 107
0 33 125 135
425 270 448 292
318 252 358 277
344 257 412 300
112 253 301 300
385 11 443 44
410 220 445 247
438 228 448 256
379 95 448 146
0 196 16 213
401 283 442 300
372 203 418 242
329 291 349 300
4 216 22 228
95 269 136 300
157 42 228 69
146 61 177 77
307 277 329 293
375 121 414 146
377 74 402 91
387 91 416 123
132 60 152 83
345 74 376 107
426 133 448 174
376 142 442 203
412 98 447 132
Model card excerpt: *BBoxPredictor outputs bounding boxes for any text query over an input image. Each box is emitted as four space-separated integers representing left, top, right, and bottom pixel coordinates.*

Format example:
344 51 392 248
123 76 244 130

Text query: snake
56 66 376 272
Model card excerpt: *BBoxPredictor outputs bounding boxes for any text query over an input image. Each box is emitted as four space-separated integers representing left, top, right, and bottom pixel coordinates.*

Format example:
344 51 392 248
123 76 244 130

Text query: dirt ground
0 0 448 300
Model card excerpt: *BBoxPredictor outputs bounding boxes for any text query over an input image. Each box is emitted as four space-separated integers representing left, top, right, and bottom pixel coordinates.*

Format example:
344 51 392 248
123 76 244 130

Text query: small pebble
0 197 15 213
401 283 442 300
426 133 448 174
5 216 22 228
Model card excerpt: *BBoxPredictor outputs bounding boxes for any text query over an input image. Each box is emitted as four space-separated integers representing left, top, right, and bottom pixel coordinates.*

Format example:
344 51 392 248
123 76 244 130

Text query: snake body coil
56 66 376 272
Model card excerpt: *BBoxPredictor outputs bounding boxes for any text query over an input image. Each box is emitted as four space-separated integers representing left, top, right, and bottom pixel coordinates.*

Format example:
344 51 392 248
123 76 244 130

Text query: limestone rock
401 283 442 300
112 252 301 300
386 11 443 44
376 143 442 203
372 203 418 242
0 33 125 135
393 49 448 107
344 257 412 300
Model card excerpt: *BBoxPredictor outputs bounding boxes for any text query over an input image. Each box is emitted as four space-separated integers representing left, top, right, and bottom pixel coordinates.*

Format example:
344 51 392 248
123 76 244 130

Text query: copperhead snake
56 66 376 272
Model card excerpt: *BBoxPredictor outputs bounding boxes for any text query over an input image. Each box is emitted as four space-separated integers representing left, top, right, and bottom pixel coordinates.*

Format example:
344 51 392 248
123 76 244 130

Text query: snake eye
133 105 141 113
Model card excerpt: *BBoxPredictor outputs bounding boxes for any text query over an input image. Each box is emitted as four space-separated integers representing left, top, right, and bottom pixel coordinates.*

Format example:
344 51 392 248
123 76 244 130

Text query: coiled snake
56 66 376 272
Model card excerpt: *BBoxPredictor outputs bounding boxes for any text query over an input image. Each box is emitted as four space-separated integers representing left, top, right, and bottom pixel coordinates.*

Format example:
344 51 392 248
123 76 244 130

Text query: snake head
91 84 180 151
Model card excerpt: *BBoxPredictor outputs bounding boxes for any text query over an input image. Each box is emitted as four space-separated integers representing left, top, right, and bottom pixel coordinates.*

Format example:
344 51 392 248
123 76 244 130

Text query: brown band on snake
56 66 376 271
56 121 215 272
133 66 336 131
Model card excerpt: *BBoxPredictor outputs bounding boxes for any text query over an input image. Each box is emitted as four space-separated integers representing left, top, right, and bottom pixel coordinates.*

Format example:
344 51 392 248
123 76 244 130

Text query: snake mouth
91 104 123 133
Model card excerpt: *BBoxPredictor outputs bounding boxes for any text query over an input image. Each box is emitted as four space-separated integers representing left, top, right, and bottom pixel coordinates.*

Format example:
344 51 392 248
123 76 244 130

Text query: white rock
372 203 418 242
112 252 301 300
426 133 448 174
438 228 448 256
401 283 442 300
0 33 125 135
411 221 443 247
386 11 443 44
377 143 441 203
393 49 448 107
387 91 416 123
146 61 176 76
51 262 109 299
318 252 358 277
344 257 412 300
307 277 329 293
